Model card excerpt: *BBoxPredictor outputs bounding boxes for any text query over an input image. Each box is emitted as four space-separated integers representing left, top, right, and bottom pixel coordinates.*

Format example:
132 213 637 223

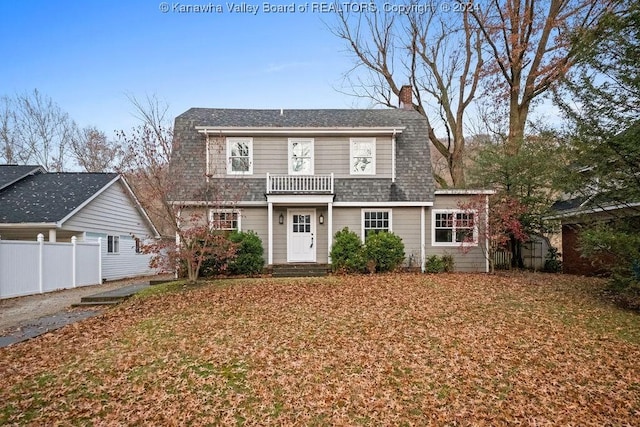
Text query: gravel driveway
0 275 173 345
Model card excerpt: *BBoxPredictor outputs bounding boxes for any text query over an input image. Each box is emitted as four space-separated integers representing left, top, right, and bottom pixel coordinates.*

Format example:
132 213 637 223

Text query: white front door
287 209 316 262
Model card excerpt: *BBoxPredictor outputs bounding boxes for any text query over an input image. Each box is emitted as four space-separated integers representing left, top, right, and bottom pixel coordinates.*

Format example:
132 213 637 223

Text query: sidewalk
0 276 167 348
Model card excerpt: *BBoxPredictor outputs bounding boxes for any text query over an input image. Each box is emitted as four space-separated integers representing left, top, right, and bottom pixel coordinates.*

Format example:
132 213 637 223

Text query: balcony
266 173 334 194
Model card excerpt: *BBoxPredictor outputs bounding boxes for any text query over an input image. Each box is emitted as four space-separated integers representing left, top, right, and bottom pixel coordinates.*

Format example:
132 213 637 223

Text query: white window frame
107 235 120 254
226 137 253 175
361 208 392 241
209 209 242 231
350 137 376 175
431 209 478 247
288 138 314 175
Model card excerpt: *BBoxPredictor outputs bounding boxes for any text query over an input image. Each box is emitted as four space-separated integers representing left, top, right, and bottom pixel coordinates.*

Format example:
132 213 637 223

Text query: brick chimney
399 85 413 110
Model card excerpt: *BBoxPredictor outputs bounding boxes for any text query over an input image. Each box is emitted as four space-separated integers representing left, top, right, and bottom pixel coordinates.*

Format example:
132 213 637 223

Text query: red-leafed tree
459 194 528 272
117 95 242 282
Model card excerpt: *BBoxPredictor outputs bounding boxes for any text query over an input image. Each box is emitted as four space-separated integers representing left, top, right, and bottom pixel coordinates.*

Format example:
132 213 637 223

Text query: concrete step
71 300 122 307
272 264 330 277
76 283 150 306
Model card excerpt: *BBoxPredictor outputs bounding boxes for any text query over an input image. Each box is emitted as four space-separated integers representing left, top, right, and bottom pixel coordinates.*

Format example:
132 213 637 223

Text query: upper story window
209 209 241 231
289 138 314 175
362 209 391 240
227 138 253 175
432 209 478 246
350 138 376 175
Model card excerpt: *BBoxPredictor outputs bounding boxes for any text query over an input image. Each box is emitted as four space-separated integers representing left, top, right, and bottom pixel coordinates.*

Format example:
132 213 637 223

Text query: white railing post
37 233 44 293
266 174 335 194
97 237 103 284
71 236 77 288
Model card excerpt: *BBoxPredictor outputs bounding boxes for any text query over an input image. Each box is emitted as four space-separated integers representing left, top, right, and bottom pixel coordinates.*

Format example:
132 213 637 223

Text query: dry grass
1 273 639 426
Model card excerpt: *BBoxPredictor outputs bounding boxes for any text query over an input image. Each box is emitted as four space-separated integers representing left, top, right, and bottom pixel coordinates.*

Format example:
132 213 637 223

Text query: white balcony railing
266 173 334 194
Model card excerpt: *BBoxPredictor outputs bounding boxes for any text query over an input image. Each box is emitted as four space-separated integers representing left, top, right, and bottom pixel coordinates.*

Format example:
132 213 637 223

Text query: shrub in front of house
227 230 265 275
425 254 455 273
364 231 405 273
330 227 366 273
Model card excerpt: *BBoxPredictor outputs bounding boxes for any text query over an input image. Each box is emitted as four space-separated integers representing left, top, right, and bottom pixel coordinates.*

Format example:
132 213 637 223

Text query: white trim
391 131 397 182
361 208 392 242
334 201 433 207
327 202 333 263
267 194 335 204
431 209 479 247
420 206 425 273
485 195 490 273
0 222 57 228
205 136 210 178
197 126 406 136
171 200 436 208
107 234 120 254
226 137 253 175
286 208 316 263
209 208 242 231
350 137 376 175
435 189 496 195
288 138 314 175
170 200 268 207
267 202 273 265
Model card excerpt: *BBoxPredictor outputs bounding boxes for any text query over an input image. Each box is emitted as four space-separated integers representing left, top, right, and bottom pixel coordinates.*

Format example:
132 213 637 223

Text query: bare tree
0 96 21 164
117 95 249 281
70 126 123 172
333 3 484 187
470 0 614 155
117 94 175 236
0 89 75 170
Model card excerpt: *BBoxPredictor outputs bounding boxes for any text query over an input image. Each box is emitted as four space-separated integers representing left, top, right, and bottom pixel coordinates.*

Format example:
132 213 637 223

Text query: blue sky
1 1 364 134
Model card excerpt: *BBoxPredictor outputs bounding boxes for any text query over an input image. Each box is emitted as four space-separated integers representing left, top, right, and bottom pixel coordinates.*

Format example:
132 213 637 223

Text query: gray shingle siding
170 108 434 203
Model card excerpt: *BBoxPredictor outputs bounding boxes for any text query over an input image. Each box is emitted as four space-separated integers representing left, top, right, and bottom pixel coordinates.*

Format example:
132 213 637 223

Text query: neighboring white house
0 165 160 280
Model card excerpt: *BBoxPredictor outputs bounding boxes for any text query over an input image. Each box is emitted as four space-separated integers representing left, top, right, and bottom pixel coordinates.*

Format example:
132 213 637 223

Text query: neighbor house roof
0 165 45 191
0 172 118 223
550 193 640 222
172 108 434 203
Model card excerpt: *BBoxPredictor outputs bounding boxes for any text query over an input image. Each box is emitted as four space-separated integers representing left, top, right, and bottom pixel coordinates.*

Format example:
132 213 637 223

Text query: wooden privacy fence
0 234 101 299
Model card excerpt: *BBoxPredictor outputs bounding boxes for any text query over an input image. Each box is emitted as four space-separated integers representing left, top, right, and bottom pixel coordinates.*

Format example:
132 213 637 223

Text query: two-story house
170 88 491 272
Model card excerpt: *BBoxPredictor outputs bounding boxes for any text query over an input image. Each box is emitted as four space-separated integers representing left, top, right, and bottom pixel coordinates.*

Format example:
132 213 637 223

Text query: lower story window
135 237 142 254
107 235 120 254
362 209 391 240
433 210 477 245
210 210 240 231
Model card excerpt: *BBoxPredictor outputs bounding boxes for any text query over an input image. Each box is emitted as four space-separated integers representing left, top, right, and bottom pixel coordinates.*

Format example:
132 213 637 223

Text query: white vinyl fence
0 234 101 299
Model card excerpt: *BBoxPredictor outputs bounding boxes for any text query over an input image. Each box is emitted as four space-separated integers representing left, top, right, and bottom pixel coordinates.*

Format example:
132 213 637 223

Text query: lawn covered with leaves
1 273 639 425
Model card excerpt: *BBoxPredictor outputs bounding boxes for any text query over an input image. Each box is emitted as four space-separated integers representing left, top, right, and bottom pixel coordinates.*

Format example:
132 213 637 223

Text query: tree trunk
510 235 525 269
507 96 530 156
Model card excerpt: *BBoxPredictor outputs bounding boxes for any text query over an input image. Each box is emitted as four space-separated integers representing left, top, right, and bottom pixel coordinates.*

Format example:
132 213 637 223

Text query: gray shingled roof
0 165 44 191
0 172 117 223
171 108 435 203
180 108 425 128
